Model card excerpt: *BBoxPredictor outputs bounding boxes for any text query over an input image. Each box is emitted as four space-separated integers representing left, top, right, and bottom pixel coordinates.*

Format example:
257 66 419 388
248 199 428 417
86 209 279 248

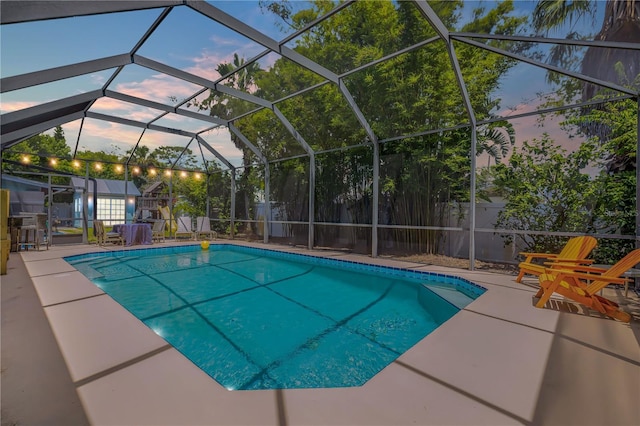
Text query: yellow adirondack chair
535 248 640 323
516 236 597 283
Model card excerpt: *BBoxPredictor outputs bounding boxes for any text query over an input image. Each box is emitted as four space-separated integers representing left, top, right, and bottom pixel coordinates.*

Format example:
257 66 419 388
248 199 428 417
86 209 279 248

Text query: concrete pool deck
2 241 639 425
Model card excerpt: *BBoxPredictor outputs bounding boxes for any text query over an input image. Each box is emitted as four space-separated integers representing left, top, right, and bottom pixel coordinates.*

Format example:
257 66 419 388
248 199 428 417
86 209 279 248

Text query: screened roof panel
222 52 326 103
282 0 438 75
89 97 168 124
135 6 267 80
233 108 307 161
208 0 318 40
194 87 265 121
151 112 220 135
343 39 469 141
1 0 637 176
459 37 640 93
455 40 634 122
107 65 205 106
198 127 244 168
72 118 149 156
0 70 114 114
0 9 160 77
276 83 366 152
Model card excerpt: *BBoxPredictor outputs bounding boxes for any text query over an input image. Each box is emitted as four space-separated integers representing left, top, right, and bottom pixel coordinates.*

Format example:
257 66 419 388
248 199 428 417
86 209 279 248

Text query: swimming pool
65 244 485 390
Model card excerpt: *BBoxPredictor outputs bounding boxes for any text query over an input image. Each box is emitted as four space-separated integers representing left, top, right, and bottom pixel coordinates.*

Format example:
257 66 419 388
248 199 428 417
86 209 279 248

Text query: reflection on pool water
65 244 485 390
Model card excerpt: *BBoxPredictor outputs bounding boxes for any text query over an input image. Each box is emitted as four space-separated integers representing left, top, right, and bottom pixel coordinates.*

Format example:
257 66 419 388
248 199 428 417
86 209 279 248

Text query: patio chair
195 216 217 240
94 220 124 246
175 216 194 240
152 219 166 243
535 248 640 323
516 236 597 283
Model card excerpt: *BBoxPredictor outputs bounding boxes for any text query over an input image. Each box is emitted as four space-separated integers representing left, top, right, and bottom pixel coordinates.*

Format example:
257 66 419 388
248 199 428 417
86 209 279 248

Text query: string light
19 154 205 180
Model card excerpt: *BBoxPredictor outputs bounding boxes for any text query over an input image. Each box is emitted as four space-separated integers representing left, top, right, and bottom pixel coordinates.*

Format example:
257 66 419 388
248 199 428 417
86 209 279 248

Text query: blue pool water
65 244 485 390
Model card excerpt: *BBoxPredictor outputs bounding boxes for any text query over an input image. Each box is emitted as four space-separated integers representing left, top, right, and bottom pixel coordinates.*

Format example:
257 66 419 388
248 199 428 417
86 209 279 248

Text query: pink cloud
0 100 40 114
500 99 586 153
114 73 202 104
477 99 588 167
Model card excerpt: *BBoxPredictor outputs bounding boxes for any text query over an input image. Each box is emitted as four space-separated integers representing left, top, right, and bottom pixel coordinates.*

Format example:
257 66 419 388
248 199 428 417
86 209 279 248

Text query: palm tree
533 0 640 100
199 54 263 232
477 121 516 167
533 0 639 173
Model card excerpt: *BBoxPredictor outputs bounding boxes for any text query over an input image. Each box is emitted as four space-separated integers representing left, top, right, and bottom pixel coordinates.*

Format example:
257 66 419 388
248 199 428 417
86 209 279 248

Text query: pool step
423 284 475 309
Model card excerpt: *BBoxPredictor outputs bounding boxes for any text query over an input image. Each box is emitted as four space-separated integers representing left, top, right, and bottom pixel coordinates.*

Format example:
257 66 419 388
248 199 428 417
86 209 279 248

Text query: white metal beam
185 1 339 84
1 54 131 93
412 0 450 40
453 32 640 51
2 111 85 149
105 90 229 126
86 111 197 139
0 1 181 24
1 90 101 125
134 55 274 109
228 123 267 164
196 135 235 171
458 37 638 96
273 105 315 249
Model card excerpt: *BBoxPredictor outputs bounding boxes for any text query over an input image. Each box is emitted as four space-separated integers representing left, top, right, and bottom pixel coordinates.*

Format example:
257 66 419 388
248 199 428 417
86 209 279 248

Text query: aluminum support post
47 174 52 248
264 164 270 244
308 154 315 250
372 141 379 257
124 168 129 223
82 163 89 244
230 168 236 239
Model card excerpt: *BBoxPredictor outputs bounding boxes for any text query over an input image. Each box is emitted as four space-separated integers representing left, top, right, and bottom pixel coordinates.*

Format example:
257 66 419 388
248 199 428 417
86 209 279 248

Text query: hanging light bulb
164 169 172 177
114 164 123 173
94 162 102 171
73 160 81 169
21 155 30 164
180 170 188 178
50 158 58 167
194 172 202 180
132 166 140 175
148 168 157 176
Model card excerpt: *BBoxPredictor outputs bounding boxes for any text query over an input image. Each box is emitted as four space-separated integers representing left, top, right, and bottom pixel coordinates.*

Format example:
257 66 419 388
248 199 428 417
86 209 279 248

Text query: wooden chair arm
543 258 595 266
520 252 557 260
544 268 630 284
547 264 607 274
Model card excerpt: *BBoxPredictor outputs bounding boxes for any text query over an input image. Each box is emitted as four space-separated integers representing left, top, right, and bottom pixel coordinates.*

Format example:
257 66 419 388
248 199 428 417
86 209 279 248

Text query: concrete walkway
2 241 639 425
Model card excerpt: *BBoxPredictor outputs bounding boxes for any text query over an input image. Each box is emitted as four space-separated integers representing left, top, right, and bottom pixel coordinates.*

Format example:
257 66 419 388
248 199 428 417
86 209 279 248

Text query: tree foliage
564 97 637 263
213 0 528 252
492 133 600 254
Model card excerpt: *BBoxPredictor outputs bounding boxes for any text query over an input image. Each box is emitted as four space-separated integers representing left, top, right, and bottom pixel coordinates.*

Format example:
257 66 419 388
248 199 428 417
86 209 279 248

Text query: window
96 198 125 226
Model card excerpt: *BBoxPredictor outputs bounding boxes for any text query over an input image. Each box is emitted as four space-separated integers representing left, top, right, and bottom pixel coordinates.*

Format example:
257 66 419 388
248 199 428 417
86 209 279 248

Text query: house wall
73 194 137 227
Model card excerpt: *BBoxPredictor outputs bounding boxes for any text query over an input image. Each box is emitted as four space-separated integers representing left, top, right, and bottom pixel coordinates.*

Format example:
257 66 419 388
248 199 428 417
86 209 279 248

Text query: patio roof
2 1 637 171
71 177 141 197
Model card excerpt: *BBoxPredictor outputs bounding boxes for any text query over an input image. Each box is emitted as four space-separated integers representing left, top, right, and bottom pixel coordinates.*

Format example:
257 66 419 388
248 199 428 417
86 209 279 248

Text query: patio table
112 223 152 246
